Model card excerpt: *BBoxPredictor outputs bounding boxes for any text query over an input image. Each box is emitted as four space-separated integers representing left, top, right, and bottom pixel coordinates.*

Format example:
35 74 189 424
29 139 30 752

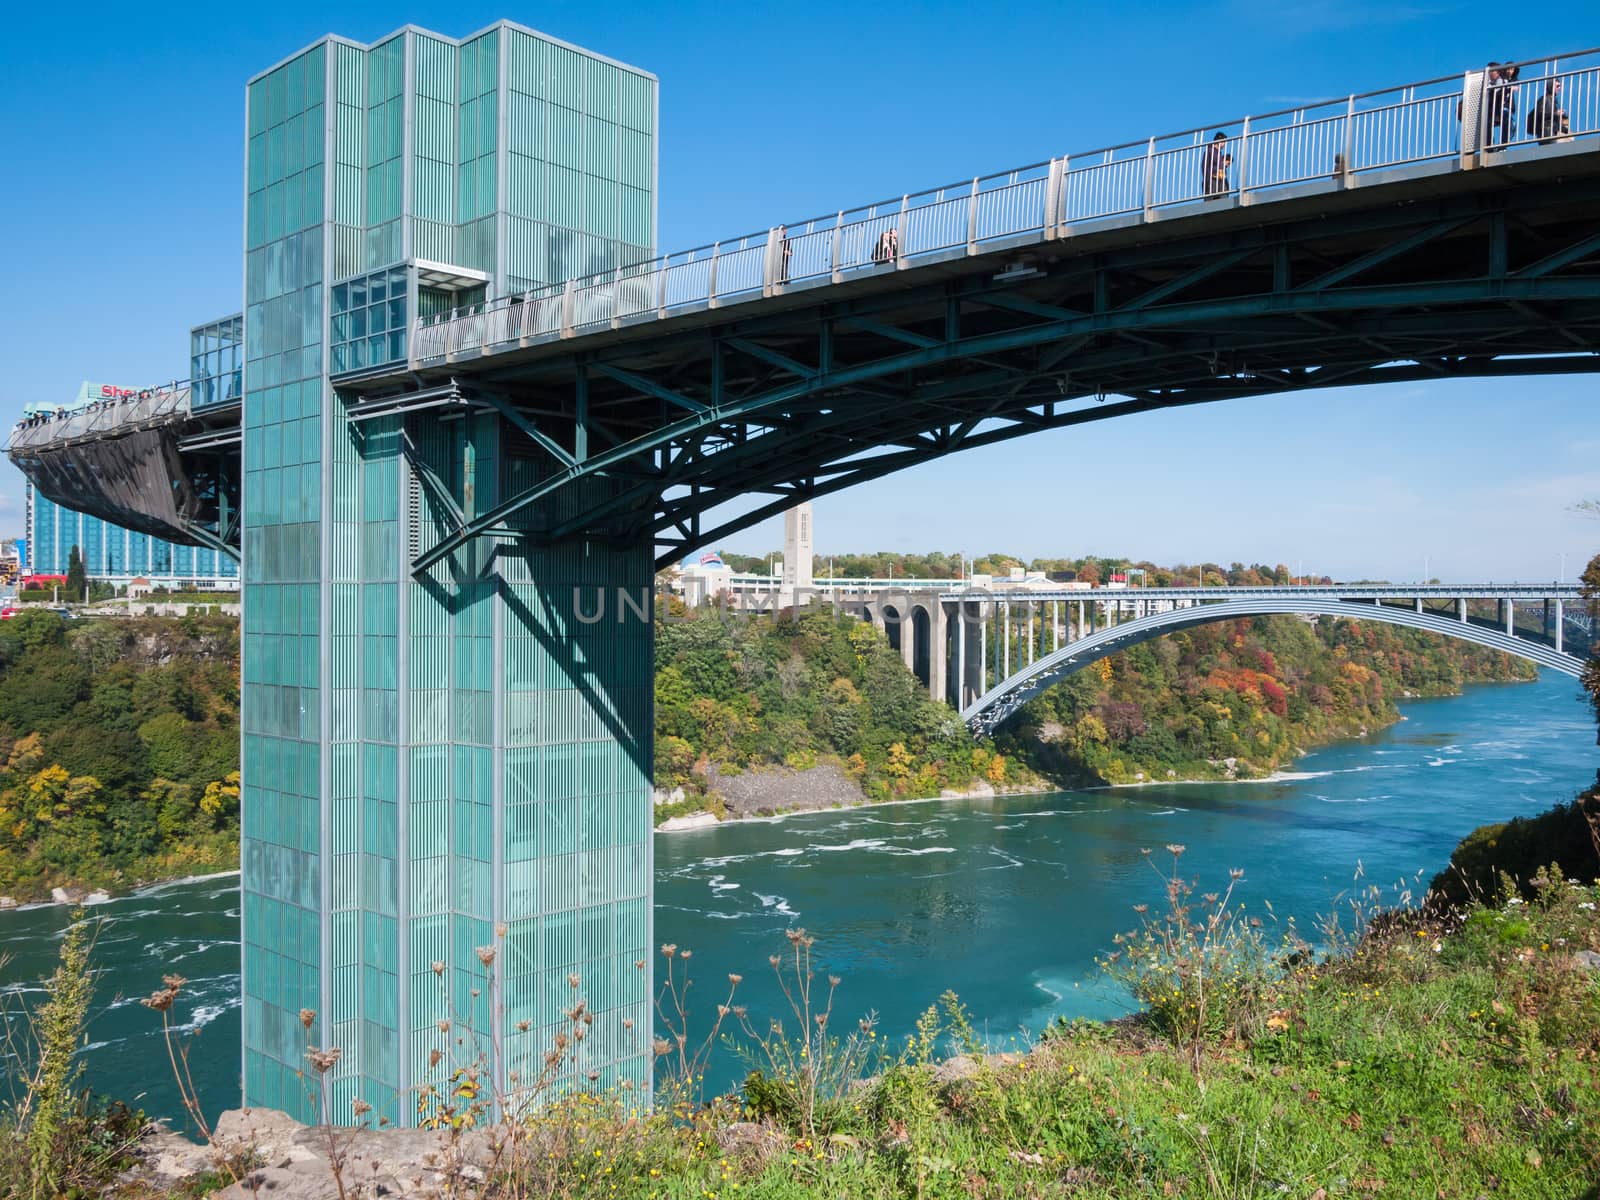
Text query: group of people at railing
1484 63 1573 146
11 387 181 435
1193 59 1579 200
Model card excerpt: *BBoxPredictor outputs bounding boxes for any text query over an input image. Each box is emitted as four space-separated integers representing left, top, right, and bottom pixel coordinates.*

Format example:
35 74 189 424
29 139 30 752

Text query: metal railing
6 383 195 452
411 47 1600 368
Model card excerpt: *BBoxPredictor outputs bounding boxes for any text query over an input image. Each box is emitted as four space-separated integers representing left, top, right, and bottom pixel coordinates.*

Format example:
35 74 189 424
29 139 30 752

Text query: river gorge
1 672 1593 1124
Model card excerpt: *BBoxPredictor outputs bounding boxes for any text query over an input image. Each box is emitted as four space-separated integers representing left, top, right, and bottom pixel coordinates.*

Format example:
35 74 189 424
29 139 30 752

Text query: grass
4 870 1598 1199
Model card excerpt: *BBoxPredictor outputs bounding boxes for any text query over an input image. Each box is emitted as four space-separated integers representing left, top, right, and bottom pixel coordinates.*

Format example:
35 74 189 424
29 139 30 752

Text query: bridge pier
979 608 988 698
1002 603 1010 678
953 600 987 709
954 601 966 708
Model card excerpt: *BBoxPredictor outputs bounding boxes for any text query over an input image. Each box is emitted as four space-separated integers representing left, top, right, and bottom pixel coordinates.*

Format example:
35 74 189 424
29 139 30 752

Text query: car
0 605 74 621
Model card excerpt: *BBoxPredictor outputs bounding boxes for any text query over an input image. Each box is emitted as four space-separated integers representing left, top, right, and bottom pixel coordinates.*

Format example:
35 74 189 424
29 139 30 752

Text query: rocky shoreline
655 759 1052 832
0 884 112 910
0 869 240 912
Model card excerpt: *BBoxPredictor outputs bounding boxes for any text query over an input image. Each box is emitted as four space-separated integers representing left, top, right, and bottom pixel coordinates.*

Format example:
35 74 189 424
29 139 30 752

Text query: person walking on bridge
1202 132 1232 200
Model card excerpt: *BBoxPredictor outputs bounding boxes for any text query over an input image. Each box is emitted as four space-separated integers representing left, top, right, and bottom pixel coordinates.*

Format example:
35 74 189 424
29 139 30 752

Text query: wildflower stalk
25 910 95 1200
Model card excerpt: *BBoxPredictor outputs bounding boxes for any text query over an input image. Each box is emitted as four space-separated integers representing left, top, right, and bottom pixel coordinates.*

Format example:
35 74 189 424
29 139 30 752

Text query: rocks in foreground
130 1107 498 1199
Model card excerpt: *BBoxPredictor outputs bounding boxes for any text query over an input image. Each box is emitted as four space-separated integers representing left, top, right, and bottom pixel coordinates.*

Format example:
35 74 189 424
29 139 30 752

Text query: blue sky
0 0 1593 581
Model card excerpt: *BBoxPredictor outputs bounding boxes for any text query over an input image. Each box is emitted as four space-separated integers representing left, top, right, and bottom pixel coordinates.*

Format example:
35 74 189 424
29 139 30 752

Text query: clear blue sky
0 0 1593 582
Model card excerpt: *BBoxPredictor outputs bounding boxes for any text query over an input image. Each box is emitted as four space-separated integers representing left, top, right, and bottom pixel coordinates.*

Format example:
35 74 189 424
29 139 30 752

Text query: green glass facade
239 23 657 1125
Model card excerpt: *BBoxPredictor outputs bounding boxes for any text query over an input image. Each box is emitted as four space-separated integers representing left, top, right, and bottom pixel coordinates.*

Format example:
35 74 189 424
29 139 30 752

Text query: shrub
734 929 878 1137
1430 793 1600 908
1100 846 1298 1069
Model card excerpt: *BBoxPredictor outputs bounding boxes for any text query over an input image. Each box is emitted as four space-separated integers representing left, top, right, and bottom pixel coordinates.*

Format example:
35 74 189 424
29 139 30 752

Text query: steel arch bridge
10 51 1600 572
393 157 1600 577
961 595 1586 736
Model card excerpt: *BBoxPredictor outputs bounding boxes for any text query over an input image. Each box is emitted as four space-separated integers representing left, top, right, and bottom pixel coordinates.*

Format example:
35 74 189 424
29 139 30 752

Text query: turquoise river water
1 672 1594 1123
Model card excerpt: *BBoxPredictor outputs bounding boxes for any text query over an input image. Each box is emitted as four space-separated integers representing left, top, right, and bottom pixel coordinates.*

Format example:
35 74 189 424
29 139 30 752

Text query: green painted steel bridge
11 50 1600 575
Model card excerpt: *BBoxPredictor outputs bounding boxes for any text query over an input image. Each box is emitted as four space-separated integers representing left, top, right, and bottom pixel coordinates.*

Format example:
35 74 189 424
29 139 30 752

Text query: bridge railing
409 47 1600 369
6 383 196 452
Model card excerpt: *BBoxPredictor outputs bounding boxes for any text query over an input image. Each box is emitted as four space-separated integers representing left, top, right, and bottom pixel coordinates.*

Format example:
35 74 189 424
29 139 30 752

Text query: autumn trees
0 612 241 900
1004 613 1534 785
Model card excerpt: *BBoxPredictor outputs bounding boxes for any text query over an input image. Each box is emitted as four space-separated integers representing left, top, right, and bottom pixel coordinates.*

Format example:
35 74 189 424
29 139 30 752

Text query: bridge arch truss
960 596 1586 735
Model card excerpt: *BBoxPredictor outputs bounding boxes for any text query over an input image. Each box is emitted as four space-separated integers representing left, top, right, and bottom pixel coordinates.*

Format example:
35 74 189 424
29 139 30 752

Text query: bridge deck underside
347 156 1600 575
8 406 241 552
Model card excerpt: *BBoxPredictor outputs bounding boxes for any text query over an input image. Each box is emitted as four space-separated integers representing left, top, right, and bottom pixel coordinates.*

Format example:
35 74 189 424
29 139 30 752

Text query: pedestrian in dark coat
1201 132 1231 199
1529 78 1569 144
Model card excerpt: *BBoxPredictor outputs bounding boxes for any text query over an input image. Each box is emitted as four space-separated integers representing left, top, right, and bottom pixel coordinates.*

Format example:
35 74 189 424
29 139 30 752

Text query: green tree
65 544 87 600
1580 551 1600 735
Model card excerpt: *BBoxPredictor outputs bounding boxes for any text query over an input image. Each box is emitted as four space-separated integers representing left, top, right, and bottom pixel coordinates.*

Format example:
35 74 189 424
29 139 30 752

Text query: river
1 673 1593 1123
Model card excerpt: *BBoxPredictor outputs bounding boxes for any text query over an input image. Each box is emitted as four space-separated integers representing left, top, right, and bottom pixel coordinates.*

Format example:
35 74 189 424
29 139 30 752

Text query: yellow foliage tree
201 771 243 819
6 732 44 779
985 753 1008 784
886 742 915 779
846 622 879 665
28 765 71 823
1073 713 1109 752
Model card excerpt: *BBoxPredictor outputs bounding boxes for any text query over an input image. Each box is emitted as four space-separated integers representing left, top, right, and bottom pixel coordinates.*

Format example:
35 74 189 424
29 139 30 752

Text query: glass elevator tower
239 22 657 1124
